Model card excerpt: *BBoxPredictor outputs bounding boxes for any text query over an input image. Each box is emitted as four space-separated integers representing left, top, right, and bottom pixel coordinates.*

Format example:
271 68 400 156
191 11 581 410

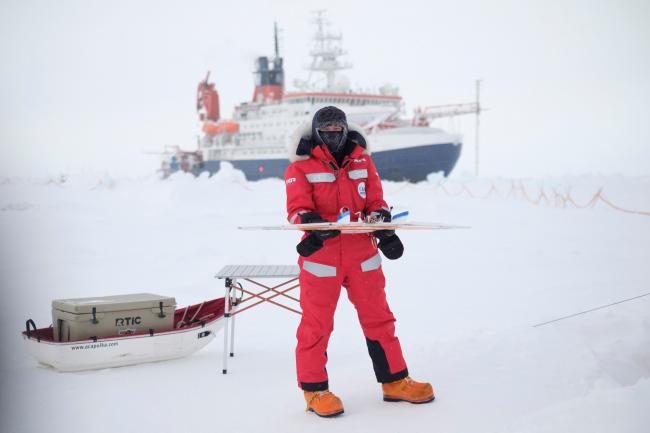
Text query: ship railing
209 145 287 160
419 103 480 120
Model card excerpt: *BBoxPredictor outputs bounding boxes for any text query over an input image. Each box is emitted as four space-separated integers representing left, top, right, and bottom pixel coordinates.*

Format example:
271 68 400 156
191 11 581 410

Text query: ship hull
200 141 462 182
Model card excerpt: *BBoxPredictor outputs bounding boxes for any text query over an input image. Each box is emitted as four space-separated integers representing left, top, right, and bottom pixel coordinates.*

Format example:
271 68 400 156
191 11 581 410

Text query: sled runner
22 298 226 372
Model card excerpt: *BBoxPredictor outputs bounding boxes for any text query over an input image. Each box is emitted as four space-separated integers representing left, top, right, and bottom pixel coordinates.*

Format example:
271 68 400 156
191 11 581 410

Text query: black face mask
319 131 344 153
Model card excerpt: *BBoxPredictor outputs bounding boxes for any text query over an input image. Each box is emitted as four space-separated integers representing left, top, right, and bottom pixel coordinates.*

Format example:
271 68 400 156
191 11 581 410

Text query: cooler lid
52 293 176 314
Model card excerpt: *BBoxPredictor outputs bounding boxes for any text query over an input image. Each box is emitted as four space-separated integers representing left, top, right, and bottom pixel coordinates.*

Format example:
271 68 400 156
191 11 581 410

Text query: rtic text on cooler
115 316 142 327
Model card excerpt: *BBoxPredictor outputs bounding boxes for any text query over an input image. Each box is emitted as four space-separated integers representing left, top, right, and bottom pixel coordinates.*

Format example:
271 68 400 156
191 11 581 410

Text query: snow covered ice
1 166 649 433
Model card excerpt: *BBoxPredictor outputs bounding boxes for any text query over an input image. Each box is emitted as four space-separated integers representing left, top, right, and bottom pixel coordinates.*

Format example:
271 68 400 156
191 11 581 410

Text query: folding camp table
215 265 301 374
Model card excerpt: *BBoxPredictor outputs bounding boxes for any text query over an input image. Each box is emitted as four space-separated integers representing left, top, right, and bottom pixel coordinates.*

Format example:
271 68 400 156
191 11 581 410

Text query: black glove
300 211 340 241
369 208 395 240
296 212 340 257
296 232 323 257
377 234 404 260
369 209 403 260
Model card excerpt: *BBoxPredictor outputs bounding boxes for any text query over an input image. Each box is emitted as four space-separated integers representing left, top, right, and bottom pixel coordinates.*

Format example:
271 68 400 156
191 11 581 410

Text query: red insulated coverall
284 138 409 392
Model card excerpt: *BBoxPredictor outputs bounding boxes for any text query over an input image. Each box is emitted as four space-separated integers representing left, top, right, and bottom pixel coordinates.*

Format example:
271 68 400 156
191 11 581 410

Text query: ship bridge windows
285 95 398 107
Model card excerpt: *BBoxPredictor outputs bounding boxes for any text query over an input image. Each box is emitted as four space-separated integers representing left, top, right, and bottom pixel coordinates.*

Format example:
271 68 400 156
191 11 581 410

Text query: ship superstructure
186 12 479 181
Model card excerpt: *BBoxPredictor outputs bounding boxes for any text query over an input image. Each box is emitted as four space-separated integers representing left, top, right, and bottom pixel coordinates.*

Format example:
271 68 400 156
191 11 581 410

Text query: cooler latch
158 301 166 318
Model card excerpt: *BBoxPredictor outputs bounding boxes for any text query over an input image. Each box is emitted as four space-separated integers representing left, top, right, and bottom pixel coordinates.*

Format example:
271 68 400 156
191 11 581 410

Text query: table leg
222 279 231 374
229 279 237 357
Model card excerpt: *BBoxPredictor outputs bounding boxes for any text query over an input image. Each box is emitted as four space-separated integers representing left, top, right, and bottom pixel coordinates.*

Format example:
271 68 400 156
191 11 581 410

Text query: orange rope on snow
597 192 650 216
566 187 601 209
479 183 499 200
462 184 475 198
425 179 650 217
440 183 466 197
505 180 517 200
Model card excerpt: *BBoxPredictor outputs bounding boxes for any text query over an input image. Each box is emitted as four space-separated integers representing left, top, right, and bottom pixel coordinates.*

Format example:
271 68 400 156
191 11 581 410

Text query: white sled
22 298 226 372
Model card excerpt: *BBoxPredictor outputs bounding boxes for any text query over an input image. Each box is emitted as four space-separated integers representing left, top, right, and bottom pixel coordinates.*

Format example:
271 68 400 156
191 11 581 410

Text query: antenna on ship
274 21 280 58
475 79 482 177
307 10 351 91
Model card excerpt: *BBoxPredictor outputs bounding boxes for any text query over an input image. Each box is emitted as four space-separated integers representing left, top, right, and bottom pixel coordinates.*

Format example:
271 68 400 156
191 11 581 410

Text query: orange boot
304 390 345 417
382 377 435 404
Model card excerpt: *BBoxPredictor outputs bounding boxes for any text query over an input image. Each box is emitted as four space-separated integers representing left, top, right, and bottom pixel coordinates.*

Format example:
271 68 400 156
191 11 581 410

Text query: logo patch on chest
357 181 366 199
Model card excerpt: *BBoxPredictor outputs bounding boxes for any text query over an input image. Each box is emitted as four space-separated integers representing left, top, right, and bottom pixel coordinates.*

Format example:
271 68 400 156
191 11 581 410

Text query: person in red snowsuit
284 106 434 417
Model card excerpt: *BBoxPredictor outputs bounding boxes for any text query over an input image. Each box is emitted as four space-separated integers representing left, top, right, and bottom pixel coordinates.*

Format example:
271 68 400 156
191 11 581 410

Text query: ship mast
274 21 280 58
306 10 351 91
251 23 285 103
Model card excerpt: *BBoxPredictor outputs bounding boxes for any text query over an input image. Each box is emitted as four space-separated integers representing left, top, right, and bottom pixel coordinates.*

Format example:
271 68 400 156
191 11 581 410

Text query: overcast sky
1 0 649 178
